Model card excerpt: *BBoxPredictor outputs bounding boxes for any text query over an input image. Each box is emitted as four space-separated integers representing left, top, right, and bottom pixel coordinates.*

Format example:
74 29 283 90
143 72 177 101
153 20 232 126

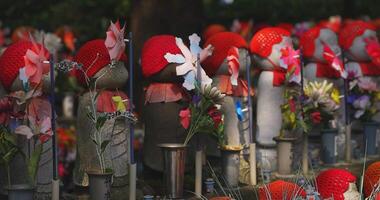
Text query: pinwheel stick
245 54 257 185
299 49 309 175
341 52 352 162
128 31 137 200
49 56 60 200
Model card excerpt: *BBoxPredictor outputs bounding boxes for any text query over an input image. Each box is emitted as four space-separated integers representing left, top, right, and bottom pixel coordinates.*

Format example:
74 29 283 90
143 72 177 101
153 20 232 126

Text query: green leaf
27 144 42 184
101 140 110 153
96 115 107 131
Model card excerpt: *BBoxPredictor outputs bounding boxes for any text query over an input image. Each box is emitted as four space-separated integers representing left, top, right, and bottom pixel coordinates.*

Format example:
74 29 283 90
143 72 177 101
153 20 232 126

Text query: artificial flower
105 21 126 61
23 40 50 86
310 111 322 124
227 47 239 86
358 77 378 92
331 88 341 104
289 99 296 113
179 108 191 129
208 106 222 128
353 95 370 119
279 46 301 84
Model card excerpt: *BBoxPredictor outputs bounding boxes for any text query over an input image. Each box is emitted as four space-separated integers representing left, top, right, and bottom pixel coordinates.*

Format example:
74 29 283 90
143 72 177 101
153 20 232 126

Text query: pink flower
15 98 52 143
23 41 50 86
105 21 126 61
227 47 240 86
179 108 191 129
358 77 378 92
280 46 301 84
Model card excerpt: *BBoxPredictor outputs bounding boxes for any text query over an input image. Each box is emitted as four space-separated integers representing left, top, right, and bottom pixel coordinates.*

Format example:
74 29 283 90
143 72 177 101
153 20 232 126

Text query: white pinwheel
164 33 213 90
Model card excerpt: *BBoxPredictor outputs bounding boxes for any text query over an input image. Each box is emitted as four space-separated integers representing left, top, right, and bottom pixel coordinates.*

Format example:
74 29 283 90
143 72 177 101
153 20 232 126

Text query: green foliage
27 144 42 185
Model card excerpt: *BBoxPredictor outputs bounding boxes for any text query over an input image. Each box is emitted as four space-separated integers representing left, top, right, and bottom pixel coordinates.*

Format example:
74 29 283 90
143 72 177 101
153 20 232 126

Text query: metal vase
6 184 34 200
220 148 242 188
273 136 297 176
321 129 338 164
363 122 379 156
158 143 187 199
87 171 113 200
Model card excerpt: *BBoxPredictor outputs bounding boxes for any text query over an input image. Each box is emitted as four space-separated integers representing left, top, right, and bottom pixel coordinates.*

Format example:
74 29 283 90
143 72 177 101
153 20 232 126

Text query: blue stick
246 54 253 143
49 56 58 180
128 32 135 164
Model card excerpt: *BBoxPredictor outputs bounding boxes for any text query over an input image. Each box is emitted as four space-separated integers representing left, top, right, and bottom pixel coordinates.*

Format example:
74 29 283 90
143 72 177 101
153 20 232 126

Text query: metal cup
158 143 187 199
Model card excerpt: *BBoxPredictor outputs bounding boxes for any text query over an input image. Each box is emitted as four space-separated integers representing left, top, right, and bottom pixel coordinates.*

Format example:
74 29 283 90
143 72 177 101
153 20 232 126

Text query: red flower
288 99 296 113
179 108 191 129
0 97 13 125
208 106 222 128
58 163 67 178
310 111 321 124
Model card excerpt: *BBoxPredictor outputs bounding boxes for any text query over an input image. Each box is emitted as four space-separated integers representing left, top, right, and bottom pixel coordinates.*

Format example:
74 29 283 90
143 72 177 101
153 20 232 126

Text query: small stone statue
250 27 293 171
73 34 131 199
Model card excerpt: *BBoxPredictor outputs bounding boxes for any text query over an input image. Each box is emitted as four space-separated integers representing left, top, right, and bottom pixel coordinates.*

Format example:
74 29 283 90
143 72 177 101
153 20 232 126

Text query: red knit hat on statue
73 39 127 85
202 24 227 41
339 21 376 50
316 169 357 200
141 35 182 78
258 180 306 200
201 32 248 76
299 26 324 58
250 27 290 58
0 41 49 91
364 161 380 197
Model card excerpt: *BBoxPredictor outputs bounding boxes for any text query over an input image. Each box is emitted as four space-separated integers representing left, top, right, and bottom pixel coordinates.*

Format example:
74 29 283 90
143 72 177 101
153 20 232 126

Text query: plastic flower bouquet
302 80 341 131
348 76 380 122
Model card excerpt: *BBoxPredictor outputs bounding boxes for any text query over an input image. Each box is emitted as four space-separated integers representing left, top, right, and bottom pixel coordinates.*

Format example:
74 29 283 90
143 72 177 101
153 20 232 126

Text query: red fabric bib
144 83 188 104
359 62 380 76
315 63 341 78
216 75 254 97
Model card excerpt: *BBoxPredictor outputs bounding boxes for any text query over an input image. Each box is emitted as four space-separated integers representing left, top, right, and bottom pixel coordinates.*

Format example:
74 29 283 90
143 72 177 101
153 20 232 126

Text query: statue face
312 28 341 62
343 182 360 200
253 36 293 70
216 48 251 77
347 29 377 61
93 61 129 89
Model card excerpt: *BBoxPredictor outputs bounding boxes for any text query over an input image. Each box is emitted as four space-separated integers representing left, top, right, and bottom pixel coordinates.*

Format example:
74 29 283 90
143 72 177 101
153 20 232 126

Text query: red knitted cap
339 21 376 50
299 26 323 58
141 35 182 78
201 32 248 76
0 41 49 91
364 161 380 197
202 24 227 41
250 27 291 58
258 180 306 200
316 169 357 200
73 39 127 85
